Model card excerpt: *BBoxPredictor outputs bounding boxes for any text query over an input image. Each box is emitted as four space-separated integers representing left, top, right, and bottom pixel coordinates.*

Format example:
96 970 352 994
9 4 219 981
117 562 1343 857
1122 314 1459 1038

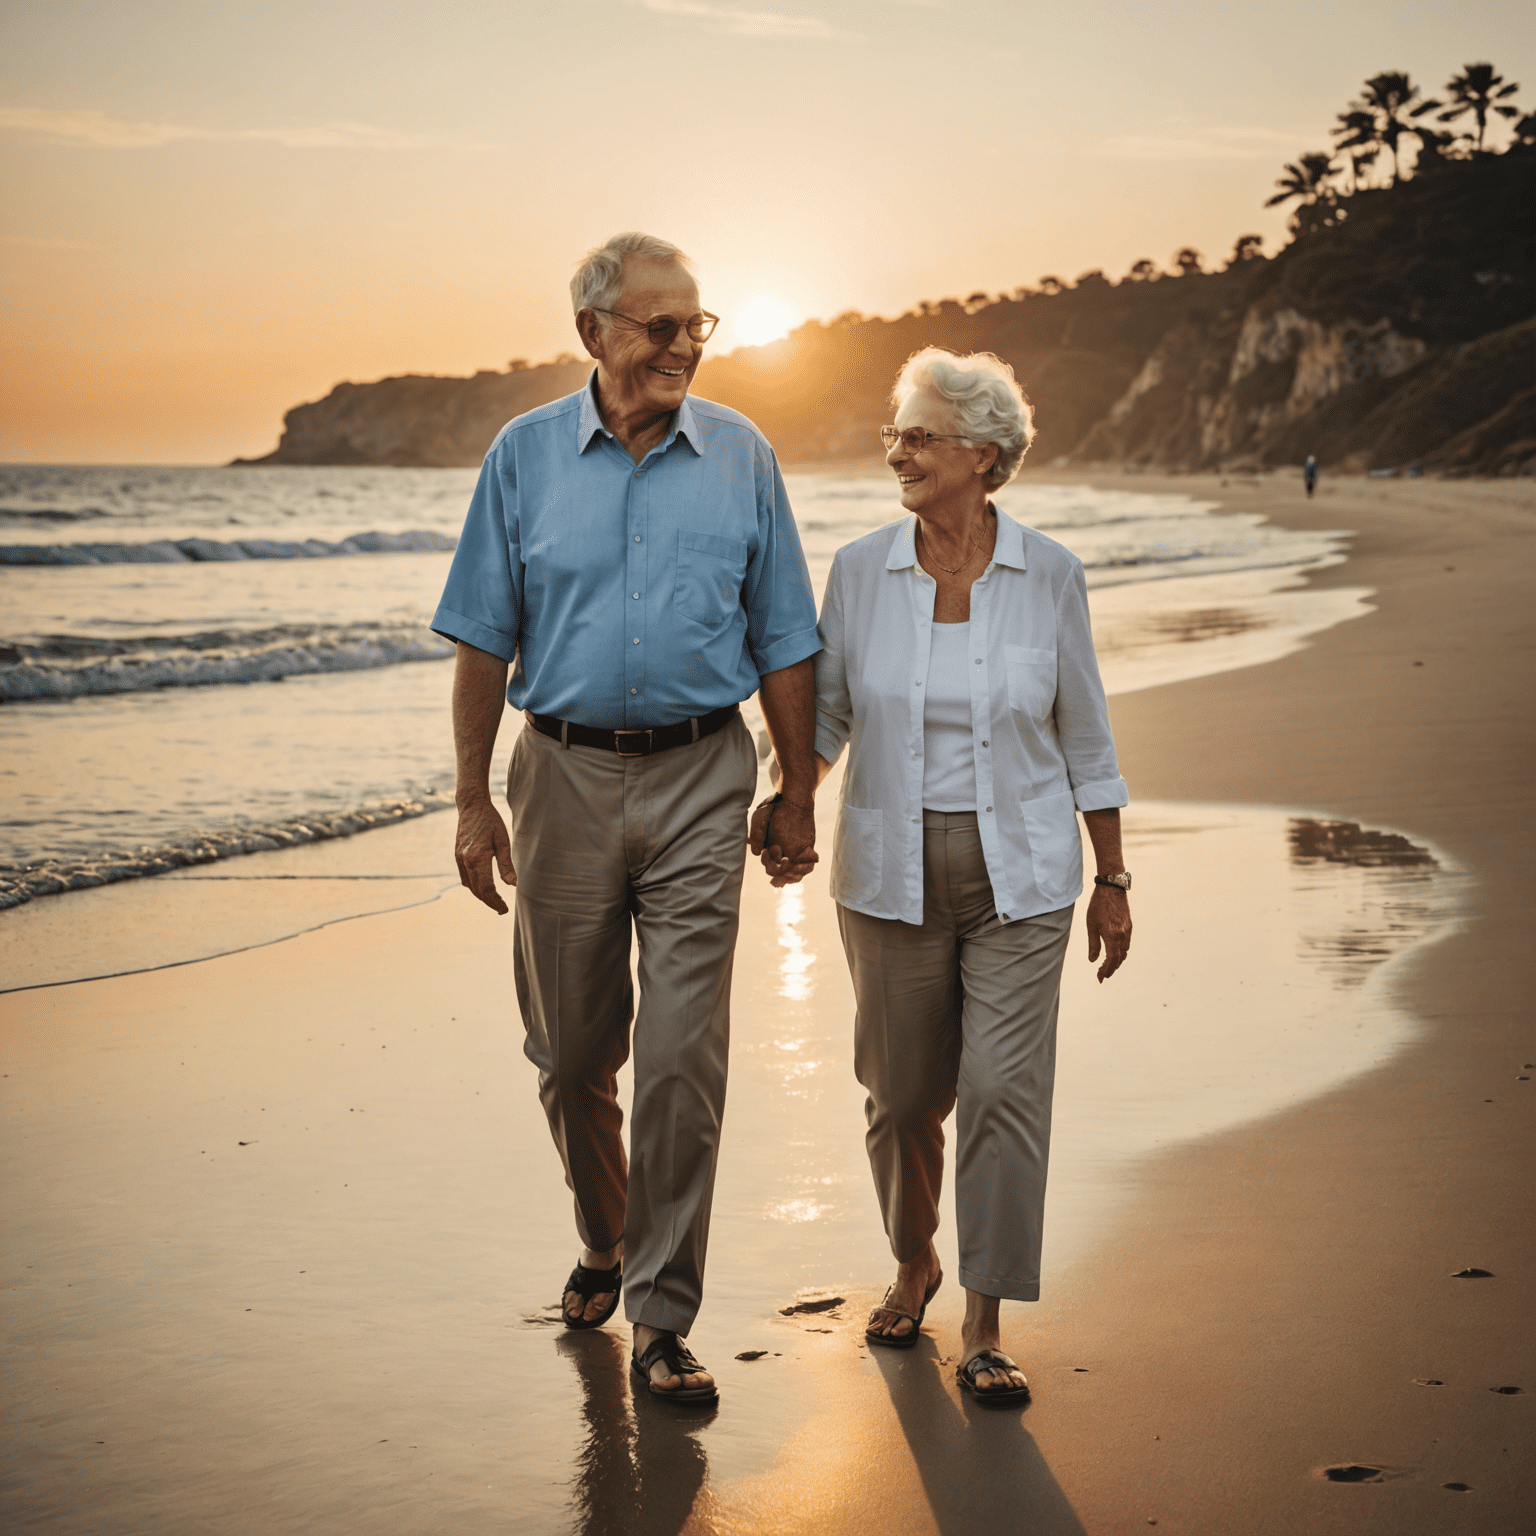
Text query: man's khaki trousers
507 716 757 1335
837 810 1074 1302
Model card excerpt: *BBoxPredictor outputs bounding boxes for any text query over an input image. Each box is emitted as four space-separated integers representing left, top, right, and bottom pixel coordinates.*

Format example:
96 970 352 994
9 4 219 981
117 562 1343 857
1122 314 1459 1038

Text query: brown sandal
631 1332 719 1404
865 1271 943 1350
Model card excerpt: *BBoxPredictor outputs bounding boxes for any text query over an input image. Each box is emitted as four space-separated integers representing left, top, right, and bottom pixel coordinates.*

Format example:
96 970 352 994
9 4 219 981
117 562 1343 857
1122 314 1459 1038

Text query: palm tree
1437 62 1521 152
1345 72 1440 184
1265 152 1336 211
1332 107 1382 190
1172 247 1203 275
1125 258 1158 282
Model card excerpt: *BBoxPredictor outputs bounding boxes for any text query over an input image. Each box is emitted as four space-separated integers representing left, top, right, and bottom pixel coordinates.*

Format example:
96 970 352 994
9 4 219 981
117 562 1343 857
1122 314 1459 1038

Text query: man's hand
749 794 817 887
456 797 515 914
1086 886 1131 982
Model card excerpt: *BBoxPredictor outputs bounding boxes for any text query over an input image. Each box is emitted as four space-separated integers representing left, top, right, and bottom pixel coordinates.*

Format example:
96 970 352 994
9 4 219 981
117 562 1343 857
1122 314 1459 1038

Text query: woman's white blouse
814 510 1128 925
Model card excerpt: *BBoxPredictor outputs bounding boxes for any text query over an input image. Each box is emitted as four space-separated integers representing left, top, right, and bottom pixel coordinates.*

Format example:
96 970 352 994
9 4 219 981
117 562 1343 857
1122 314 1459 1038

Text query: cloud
1096 126 1305 161
635 0 851 40
0 106 491 151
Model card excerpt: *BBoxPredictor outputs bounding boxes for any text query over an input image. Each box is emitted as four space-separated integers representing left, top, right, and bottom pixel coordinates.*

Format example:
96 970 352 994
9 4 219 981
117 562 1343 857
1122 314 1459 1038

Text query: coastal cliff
242 150 1532 476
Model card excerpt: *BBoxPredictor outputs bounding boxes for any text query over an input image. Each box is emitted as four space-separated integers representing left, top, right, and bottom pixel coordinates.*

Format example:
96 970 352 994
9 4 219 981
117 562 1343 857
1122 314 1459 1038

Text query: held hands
748 793 818 888
1086 885 1131 982
455 797 515 914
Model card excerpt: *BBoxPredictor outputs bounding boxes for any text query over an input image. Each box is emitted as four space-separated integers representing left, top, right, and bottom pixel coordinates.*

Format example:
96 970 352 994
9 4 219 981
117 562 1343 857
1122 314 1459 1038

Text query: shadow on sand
872 1339 1086 1536
557 1330 714 1536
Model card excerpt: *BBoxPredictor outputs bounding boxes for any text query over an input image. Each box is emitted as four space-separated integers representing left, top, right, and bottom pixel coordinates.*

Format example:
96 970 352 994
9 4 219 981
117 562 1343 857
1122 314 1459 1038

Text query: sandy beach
3 471 1533 1534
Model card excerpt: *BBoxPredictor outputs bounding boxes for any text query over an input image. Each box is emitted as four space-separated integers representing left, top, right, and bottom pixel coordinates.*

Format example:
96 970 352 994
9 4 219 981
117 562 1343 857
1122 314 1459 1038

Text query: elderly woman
773 347 1133 1401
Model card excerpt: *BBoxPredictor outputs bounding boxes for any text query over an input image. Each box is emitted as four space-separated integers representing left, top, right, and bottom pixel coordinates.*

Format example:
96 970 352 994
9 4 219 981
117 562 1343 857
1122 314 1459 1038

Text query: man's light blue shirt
431 374 821 729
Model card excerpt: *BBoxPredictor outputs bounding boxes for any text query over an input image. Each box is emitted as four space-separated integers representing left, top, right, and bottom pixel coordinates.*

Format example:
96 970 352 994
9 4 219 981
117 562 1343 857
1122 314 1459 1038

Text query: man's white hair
570 232 692 315
892 347 1035 489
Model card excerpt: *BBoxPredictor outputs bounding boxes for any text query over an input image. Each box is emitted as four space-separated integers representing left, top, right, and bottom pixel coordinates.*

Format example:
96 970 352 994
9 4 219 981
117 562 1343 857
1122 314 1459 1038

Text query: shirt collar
886 504 1027 571
575 370 704 458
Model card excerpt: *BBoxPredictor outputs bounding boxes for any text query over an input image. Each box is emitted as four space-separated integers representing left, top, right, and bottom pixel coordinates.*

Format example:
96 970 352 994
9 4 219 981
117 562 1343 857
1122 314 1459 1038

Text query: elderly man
432 232 820 1405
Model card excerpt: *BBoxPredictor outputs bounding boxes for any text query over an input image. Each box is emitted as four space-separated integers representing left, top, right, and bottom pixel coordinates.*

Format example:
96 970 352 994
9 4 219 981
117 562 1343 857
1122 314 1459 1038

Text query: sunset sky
2 1 1529 463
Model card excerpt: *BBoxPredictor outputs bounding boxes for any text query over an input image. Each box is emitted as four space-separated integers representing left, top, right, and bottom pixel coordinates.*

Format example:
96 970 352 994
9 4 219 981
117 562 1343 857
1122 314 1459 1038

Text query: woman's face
887 387 991 517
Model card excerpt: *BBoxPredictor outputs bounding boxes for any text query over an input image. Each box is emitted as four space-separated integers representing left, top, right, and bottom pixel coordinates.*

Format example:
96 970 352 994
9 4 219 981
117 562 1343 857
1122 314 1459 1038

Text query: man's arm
452 640 516 914
750 658 817 886
1082 807 1131 982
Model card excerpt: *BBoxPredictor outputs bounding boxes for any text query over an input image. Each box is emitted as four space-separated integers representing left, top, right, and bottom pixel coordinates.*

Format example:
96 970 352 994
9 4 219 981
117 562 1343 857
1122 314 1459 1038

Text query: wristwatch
1094 871 1132 892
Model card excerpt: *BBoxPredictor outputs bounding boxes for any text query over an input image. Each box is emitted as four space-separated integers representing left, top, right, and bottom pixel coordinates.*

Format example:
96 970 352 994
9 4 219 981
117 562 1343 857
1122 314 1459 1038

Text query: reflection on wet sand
1144 605 1264 643
871 1344 1086 1536
1287 818 1445 987
1288 816 1437 868
558 1331 713 1536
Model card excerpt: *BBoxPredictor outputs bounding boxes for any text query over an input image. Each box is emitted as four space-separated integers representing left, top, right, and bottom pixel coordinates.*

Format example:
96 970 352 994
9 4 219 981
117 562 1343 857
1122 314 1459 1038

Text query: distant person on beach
1304 455 1319 497
790 348 1132 1402
433 232 821 1406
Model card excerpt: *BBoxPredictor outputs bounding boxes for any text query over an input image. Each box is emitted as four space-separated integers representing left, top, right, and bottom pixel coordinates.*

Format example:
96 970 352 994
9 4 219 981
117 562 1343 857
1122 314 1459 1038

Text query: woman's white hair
570 232 692 315
892 347 1035 489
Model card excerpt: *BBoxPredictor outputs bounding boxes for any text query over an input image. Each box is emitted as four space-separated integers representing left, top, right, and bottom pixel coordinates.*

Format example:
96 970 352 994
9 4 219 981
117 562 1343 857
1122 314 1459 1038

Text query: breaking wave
0 622 454 700
0 528 457 566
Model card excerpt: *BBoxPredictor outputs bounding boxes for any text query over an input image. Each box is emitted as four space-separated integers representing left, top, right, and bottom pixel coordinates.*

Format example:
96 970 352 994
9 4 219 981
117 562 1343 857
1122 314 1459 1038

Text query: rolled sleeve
744 447 822 677
1054 562 1129 808
430 441 520 663
1072 775 1130 812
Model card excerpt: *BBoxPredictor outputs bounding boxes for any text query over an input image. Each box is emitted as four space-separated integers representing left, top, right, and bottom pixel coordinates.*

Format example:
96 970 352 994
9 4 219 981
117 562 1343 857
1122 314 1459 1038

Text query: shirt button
630 688 638 695
1000 912 1009 921
634 535 641 542
974 658 982 665
633 637 640 644
984 806 993 813
982 740 990 747
632 592 640 599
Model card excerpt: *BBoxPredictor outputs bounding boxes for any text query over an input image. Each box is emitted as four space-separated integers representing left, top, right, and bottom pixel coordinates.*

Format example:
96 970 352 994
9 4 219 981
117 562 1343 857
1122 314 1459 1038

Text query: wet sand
3 472 1533 1532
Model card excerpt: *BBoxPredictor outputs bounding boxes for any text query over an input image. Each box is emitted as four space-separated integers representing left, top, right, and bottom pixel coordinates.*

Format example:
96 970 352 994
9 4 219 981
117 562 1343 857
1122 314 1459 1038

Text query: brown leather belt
525 704 739 757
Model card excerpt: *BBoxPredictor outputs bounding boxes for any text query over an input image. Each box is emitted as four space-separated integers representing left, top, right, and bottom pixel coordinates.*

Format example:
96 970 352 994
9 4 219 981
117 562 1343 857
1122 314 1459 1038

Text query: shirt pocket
1004 645 1057 721
832 804 883 905
1019 788 1081 906
675 531 749 628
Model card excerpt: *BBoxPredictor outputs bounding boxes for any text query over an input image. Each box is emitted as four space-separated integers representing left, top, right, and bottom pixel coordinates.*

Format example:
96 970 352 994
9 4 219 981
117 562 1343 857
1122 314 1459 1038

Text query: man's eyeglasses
880 426 969 453
591 308 720 345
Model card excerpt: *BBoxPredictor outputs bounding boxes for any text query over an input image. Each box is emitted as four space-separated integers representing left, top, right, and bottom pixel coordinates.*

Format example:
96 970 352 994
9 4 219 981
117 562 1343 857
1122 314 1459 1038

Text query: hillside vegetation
244 69 1533 477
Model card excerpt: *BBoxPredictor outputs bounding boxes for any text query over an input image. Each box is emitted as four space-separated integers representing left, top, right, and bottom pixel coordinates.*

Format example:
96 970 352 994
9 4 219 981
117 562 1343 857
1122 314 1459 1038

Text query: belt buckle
614 729 652 757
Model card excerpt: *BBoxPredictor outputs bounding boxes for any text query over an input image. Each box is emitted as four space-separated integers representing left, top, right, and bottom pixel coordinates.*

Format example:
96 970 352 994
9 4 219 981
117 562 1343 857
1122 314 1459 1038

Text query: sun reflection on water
776 884 814 1001
767 1198 828 1223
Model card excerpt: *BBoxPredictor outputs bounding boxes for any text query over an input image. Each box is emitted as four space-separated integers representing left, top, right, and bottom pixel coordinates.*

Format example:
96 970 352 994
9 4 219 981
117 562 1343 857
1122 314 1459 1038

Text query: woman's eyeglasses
880 426 969 453
591 308 720 345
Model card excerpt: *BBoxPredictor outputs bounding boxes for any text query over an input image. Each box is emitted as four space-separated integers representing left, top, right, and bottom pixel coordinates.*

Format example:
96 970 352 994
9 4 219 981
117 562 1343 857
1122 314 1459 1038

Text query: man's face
584 259 704 418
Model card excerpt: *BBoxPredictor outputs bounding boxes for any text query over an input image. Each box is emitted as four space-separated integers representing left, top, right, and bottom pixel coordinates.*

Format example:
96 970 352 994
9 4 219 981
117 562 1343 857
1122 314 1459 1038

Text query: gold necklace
919 521 982 576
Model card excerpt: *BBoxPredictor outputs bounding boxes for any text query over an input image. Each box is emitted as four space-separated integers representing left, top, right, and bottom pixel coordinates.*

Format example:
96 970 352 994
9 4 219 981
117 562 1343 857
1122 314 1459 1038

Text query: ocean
0 464 1369 903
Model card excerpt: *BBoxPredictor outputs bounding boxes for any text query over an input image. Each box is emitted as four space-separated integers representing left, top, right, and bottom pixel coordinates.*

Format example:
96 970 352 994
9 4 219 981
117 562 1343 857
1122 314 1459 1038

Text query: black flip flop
631 1331 719 1404
865 1271 943 1350
561 1259 622 1331
957 1348 1031 1403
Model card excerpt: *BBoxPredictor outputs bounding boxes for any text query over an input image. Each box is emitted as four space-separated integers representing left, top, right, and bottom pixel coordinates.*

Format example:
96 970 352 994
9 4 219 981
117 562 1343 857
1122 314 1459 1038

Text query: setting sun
734 292 803 347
